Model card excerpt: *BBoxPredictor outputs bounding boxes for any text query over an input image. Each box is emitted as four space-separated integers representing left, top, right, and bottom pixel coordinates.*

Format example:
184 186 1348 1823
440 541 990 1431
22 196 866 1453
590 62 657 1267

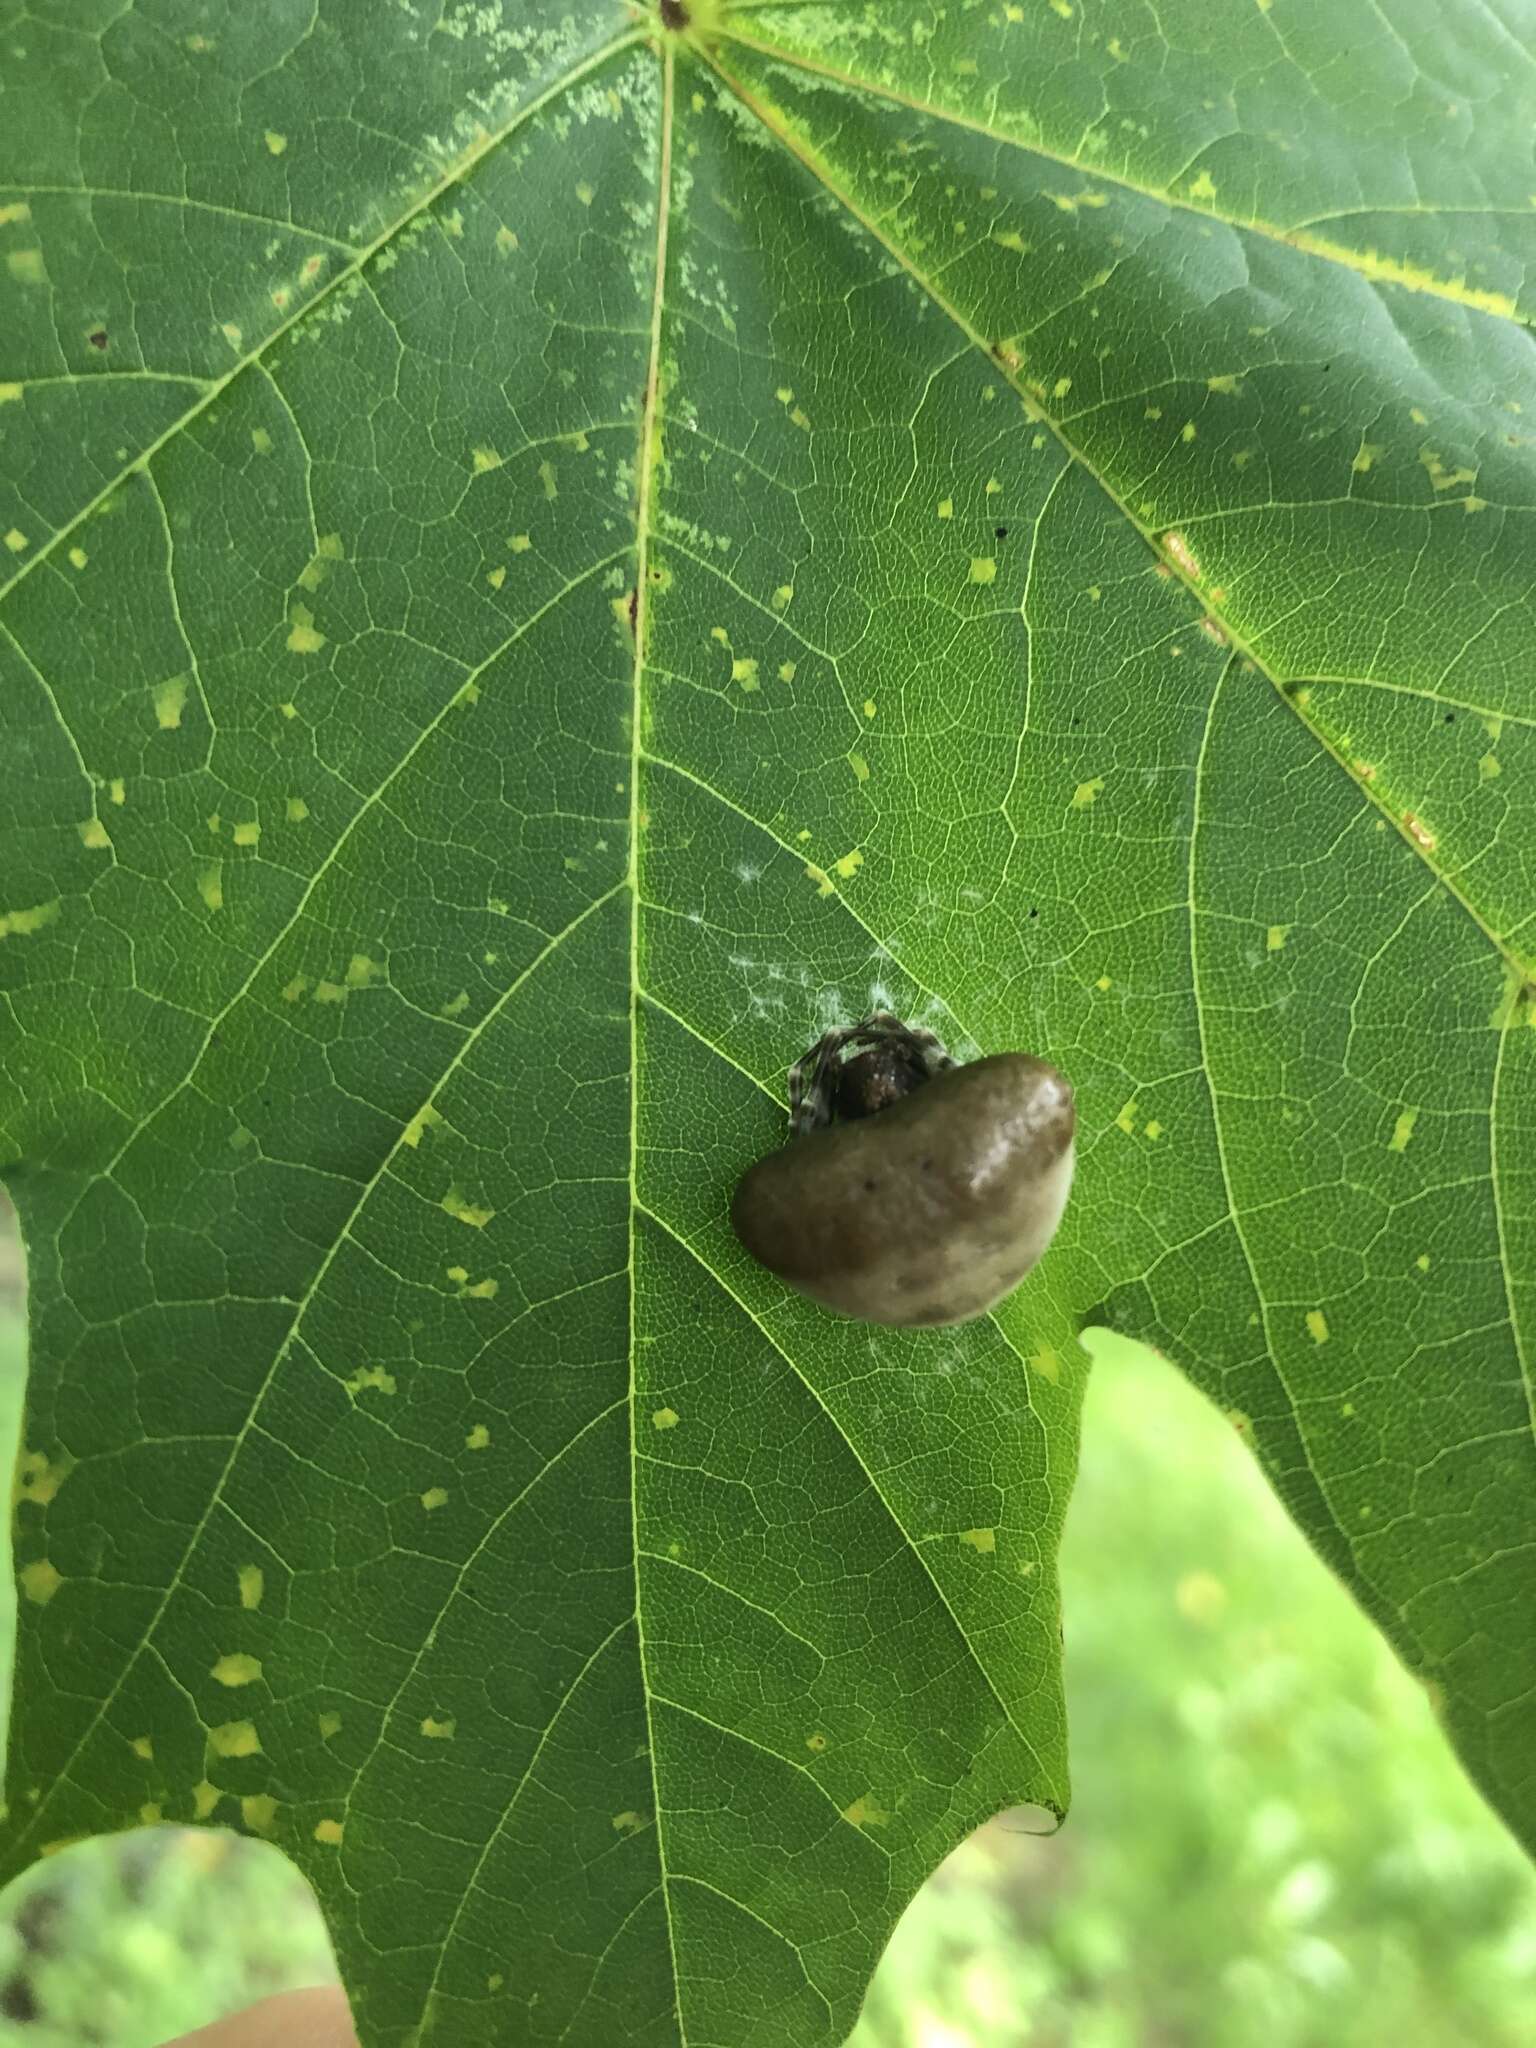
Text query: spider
787 1011 955 1136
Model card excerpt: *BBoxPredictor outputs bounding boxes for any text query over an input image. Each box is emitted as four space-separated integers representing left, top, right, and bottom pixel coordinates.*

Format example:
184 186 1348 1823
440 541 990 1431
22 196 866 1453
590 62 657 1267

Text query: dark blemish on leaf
994 526 1008 539
627 588 639 634
13 1889 63 1955
1443 712 1455 723
660 0 689 23
87 327 108 350
0 1974 38 2023
1029 907 1039 918
863 1178 878 1193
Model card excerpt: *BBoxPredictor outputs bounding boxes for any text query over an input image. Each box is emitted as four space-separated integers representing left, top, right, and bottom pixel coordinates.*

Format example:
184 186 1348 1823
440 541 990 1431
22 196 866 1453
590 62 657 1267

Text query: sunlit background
0 1197 1532 2046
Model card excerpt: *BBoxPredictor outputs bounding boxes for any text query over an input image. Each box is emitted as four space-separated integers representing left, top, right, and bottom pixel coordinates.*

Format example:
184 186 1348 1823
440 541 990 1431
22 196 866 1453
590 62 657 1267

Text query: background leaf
1 2 1532 2044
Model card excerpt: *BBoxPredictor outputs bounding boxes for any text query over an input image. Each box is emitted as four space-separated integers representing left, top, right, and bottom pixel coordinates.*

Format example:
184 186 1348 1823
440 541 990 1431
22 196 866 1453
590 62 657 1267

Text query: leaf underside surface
0 2 1533 2042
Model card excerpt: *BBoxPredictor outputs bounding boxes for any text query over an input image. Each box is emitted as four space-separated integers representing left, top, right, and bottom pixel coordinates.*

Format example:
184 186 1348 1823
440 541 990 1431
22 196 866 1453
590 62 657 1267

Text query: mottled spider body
787 1012 954 1135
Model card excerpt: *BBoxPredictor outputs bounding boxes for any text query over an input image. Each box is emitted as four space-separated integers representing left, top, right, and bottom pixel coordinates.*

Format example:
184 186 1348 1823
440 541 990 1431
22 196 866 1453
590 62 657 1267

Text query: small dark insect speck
1029 907 1039 919
659 0 689 27
1443 712 1455 724
994 526 1008 539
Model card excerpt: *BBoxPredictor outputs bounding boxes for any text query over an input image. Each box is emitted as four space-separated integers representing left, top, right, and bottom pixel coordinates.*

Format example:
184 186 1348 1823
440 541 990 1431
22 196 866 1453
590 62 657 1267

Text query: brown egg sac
730 1053 1076 1327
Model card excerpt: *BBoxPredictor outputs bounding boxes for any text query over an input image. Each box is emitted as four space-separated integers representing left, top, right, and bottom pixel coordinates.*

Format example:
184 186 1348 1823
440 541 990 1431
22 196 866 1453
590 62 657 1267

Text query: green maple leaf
1 2 1532 2042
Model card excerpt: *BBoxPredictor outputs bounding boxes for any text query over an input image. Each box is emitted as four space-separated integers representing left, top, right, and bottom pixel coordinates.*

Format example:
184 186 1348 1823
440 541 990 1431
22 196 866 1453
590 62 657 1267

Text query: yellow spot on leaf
496 226 518 254
420 1716 456 1740
0 383 21 404
197 867 224 912
842 1794 890 1829
286 606 325 654
318 1712 342 1740
778 660 796 682
442 1186 493 1228
959 1528 996 1553
1389 1107 1419 1152
14 1447 73 1506
805 862 834 897
153 677 190 729
211 1653 263 1688
0 900 61 941
651 1408 679 1431
241 1794 278 1835
239 1566 265 1610
208 1721 261 1759
486 565 506 589
772 584 793 608
1415 1253 1431 1273
1305 1310 1330 1345
1207 374 1241 396
20 1560 62 1605
611 1810 647 1836
193 1780 221 1819
732 658 759 689
421 1487 449 1511
264 131 288 155
1072 777 1105 808
538 460 558 499
1144 1119 1164 1141
465 1423 491 1450
297 533 344 590
1115 1098 1138 1135
78 818 110 850
285 796 309 823
314 1817 344 1845
233 820 260 847
849 752 870 783
472 446 503 473
131 1735 153 1761
402 1103 442 1149
969 556 997 584
69 546 88 569
937 498 953 519
1479 752 1500 781
281 975 308 1003
1266 924 1289 952
6 250 47 285
139 1802 163 1827
251 428 273 455
1188 170 1218 200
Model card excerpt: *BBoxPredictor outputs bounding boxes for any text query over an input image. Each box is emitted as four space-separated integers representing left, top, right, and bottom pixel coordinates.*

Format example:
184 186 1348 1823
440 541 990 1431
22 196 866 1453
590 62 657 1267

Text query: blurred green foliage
0 1207 1530 2045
